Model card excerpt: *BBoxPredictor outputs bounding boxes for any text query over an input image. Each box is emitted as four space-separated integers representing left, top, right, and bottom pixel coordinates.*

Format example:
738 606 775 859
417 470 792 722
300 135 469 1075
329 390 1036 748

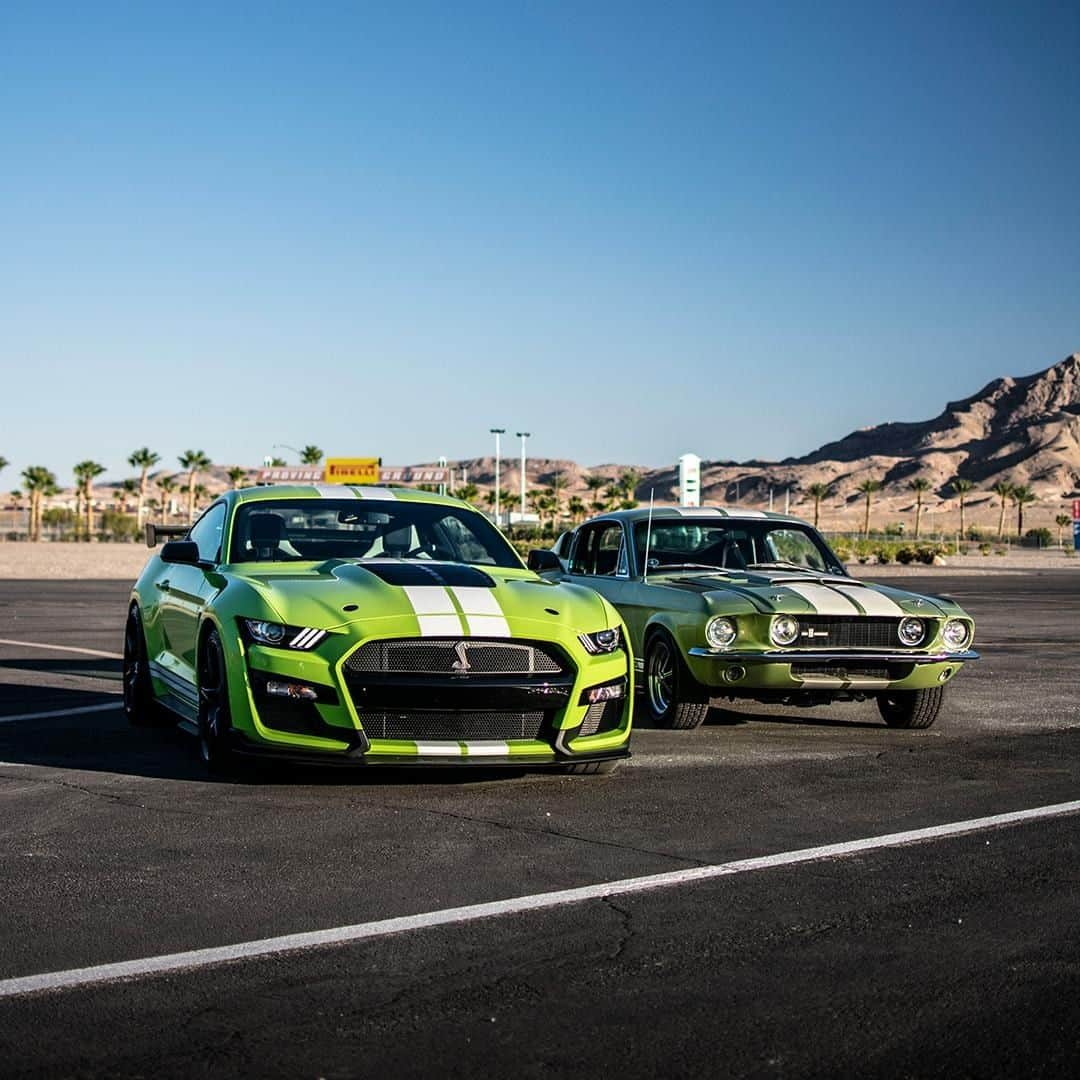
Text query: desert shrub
100 510 140 543
979 543 992 555
874 546 893 564
1023 527 1052 549
830 537 853 562
895 546 917 565
966 526 983 541
883 522 905 537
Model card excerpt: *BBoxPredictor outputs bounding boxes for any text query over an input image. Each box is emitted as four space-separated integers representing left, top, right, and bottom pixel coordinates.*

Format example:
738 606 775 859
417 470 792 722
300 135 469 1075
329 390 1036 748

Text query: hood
657 569 951 618
230 559 613 636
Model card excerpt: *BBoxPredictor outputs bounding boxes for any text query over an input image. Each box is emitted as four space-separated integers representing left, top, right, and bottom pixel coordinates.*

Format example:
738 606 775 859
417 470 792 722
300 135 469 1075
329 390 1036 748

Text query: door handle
156 580 171 592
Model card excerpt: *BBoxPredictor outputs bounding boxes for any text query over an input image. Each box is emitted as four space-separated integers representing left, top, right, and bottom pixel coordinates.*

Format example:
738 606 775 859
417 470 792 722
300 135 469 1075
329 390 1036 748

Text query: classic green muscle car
125 486 631 772
531 507 977 730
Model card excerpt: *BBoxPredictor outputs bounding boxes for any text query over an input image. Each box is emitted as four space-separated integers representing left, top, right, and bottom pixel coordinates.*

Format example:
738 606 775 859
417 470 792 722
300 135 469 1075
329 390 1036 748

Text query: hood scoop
357 561 496 589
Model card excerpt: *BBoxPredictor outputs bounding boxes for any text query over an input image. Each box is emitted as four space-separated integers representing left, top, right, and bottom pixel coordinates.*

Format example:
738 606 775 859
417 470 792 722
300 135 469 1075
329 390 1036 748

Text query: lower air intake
361 710 546 742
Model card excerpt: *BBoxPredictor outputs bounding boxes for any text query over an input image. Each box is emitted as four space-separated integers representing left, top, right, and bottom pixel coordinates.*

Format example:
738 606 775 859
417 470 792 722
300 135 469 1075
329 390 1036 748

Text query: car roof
581 505 810 527
232 484 468 509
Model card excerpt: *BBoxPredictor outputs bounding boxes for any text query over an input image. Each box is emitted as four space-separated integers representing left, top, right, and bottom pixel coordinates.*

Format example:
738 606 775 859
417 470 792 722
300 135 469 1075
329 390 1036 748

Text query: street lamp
272 443 302 462
516 431 530 519
490 428 506 524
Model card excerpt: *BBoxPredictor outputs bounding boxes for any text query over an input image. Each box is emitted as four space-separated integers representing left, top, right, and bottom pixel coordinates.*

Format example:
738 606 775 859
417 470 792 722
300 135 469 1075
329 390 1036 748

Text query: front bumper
685 647 979 691
229 631 633 766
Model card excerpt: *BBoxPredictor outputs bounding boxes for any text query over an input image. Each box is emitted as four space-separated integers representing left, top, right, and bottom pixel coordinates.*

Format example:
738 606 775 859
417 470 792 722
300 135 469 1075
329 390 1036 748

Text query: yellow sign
324 457 380 485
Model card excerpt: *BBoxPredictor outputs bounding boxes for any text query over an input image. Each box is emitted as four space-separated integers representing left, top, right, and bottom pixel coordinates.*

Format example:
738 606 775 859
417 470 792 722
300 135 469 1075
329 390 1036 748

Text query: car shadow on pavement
0 657 122 680
0 682 544 786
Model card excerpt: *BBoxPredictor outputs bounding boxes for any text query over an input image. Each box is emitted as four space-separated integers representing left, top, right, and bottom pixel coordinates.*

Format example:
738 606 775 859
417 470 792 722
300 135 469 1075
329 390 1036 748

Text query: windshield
230 499 522 568
632 519 845 576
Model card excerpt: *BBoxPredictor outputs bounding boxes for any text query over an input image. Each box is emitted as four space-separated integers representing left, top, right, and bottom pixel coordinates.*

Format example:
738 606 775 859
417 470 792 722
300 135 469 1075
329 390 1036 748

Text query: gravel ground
0 541 1075 579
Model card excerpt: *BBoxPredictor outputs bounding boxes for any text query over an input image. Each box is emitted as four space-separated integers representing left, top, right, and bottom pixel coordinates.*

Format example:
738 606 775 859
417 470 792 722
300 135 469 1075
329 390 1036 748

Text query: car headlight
942 619 972 651
897 617 926 647
705 616 737 649
771 615 800 646
579 627 622 654
243 619 327 651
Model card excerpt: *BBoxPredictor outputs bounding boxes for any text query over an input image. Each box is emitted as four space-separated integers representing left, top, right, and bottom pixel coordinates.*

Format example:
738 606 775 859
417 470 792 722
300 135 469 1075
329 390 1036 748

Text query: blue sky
2 2 1078 487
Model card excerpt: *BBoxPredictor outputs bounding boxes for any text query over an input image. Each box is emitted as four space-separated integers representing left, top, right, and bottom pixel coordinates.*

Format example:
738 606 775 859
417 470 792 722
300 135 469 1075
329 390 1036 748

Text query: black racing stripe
359 561 496 588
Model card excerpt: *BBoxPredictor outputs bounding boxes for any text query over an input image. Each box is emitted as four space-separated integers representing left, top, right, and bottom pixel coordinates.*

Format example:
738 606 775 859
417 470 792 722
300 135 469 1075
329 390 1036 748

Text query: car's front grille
360 710 546 742
345 639 565 676
792 662 893 680
791 617 923 649
579 699 623 737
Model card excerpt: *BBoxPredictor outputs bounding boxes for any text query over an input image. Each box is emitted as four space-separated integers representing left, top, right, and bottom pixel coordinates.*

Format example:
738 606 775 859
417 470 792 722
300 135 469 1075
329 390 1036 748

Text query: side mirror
527 549 562 573
160 540 201 565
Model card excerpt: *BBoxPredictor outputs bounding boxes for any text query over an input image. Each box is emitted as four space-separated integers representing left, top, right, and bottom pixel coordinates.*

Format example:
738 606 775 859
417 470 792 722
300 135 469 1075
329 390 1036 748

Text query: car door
563 520 631 610
156 502 227 685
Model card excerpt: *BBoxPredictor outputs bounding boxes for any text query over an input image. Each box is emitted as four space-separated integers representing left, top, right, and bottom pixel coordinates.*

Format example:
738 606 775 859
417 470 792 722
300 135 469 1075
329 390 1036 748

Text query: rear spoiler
145 523 190 548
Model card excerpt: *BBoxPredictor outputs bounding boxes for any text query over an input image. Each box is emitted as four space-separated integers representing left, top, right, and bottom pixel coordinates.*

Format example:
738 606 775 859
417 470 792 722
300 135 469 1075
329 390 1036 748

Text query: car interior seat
248 514 302 562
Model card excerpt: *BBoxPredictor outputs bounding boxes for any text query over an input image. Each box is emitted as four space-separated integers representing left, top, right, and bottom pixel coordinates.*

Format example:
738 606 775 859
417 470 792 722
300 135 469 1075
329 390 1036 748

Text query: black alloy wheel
198 629 238 773
123 606 165 727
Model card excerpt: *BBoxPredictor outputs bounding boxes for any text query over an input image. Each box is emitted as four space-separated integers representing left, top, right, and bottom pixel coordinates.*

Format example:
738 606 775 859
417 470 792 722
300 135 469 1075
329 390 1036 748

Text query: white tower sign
678 453 701 507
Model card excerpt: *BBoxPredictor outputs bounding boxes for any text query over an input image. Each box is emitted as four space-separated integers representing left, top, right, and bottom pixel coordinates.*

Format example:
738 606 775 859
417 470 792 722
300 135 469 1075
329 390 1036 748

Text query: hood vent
358 561 496 589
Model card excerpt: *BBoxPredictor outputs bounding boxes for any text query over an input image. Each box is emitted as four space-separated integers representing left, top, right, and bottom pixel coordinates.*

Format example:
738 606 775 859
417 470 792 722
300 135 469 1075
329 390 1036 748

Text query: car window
570 522 625 576
229 499 522 567
188 502 227 564
764 528 828 571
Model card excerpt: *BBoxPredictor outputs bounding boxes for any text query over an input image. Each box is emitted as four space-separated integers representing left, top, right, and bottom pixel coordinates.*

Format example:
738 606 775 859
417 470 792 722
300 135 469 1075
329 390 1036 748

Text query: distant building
678 453 701 507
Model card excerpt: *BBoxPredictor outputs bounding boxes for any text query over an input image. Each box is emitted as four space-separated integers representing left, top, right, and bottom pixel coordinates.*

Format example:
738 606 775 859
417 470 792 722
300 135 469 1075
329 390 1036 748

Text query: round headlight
246 619 287 645
706 616 737 649
897 617 926 647
942 619 971 651
771 615 800 646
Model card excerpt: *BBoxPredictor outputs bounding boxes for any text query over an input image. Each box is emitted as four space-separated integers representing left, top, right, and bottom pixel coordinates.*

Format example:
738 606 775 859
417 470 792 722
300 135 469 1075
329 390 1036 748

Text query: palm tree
157 475 177 521
227 466 248 490
1012 485 1036 537
618 469 641 500
807 482 831 528
454 483 480 506
991 481 1013 539
127 448 160 528
178 450 211 523
300 445 324 465
585 475 606 498
121 478 138 513
193 483 210 513
73 460 106 541
22 466 58 542
1055 513 1071 548
909 477 932 539
604 484 622 511
857 478 881 537
567 496 586 524
950 478 975 538
0 456 8 479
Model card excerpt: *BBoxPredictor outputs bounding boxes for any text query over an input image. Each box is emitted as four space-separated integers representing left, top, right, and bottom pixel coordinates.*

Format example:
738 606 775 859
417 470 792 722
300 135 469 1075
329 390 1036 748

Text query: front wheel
877 687 944 729
563 760 621 775
645 634 710 729
198 629 239 774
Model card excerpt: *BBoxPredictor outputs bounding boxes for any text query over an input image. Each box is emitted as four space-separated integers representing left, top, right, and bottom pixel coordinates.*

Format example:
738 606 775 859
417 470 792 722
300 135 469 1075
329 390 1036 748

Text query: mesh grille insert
791 618 921 650
360 710 546 742
346 639 564 675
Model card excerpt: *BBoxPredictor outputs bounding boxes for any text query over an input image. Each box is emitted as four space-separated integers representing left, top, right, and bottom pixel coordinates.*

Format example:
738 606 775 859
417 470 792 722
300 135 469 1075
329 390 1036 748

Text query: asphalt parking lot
2 572 1079 1078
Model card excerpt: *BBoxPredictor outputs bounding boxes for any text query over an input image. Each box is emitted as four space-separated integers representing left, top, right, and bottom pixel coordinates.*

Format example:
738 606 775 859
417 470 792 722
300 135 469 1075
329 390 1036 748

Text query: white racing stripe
403 586 463 636
785 583 862 616
3 799 1080 999
412 741 463 756
313 484 357 499
833 585 904 616
355 487 396 500
452 587 511 638
0 702 122 725
0 639 122 660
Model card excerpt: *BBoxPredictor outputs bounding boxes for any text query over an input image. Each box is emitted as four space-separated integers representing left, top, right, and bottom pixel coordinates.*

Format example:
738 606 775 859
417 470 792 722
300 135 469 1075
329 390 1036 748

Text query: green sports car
531 507 977 730
124 485 631 772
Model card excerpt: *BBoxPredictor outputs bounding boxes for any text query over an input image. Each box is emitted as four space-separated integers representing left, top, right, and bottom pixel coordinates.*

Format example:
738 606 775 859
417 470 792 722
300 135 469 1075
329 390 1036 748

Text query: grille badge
801 628 829 639
451 641 472 673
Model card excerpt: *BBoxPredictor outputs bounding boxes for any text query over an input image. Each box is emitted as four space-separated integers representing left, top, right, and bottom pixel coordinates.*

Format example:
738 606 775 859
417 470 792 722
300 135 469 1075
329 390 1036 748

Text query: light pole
516 431 530 519
273 443 302 462
490 428 505 525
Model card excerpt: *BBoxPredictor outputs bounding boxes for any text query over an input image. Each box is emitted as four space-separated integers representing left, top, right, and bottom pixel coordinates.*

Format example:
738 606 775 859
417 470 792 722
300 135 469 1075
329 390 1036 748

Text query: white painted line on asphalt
2 797 1079 999
0 702 123 725
0 638 122 660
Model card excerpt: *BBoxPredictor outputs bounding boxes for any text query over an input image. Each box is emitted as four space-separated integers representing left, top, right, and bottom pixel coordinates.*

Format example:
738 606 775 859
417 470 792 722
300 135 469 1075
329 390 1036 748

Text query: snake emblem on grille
450 641 472 673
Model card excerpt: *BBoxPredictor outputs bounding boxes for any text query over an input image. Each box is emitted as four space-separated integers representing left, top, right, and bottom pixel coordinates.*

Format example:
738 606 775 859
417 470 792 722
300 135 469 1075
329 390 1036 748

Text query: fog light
723 665 746 683
265 680 318 701
585 682 625 704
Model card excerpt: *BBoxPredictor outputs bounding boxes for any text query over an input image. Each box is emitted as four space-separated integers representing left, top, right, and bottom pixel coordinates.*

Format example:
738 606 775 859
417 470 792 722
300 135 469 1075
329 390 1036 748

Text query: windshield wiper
649 563 734 574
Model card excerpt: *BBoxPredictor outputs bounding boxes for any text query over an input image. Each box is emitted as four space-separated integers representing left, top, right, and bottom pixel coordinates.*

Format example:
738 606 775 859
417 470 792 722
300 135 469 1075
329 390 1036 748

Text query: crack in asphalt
0 772 202 816
376 800 707 868
603 897 635 962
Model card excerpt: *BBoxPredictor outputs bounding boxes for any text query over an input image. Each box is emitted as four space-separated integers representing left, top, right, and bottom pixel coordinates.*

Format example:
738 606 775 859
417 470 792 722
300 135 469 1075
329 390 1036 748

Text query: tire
563 759 621 776
123 606 168 727
877 687 944 730
644 633 710 729
197 629 239 774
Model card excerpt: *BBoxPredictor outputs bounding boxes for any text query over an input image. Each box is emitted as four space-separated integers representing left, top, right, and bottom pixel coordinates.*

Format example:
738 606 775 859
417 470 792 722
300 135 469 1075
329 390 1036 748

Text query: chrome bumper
687 648 980 664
